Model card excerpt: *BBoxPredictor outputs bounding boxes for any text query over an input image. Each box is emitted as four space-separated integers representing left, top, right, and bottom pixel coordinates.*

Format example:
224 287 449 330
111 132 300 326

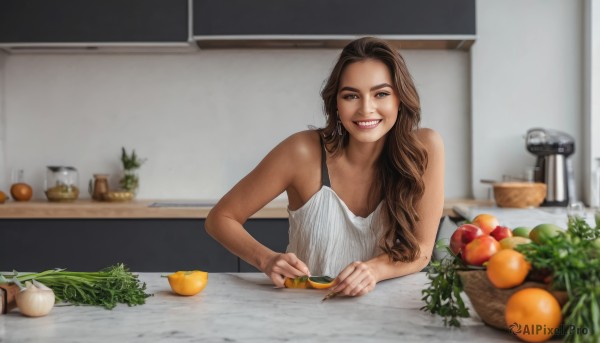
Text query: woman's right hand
262 252 311 287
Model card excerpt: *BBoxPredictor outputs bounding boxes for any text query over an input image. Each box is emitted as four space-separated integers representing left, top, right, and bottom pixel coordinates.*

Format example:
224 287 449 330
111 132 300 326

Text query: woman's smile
353 119 382 129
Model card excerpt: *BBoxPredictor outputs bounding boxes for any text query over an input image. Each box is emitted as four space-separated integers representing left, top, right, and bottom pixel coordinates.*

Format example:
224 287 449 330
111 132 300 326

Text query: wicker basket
493 182 547 208
458 270 567 330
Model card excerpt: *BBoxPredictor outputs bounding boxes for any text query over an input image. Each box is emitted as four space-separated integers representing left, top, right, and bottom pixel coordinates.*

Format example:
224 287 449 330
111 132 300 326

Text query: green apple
512 226 532 238
529 224 563 244
499 236 532 249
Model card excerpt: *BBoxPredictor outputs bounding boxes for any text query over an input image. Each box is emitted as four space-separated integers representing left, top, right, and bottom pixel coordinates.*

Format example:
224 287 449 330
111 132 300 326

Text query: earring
335 110 344 137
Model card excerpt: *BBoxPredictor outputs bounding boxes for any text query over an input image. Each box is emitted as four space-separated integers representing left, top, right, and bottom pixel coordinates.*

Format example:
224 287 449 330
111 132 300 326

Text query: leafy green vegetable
1 263 152 310
567 216 600 240
515 217 600 343
421 243 470 327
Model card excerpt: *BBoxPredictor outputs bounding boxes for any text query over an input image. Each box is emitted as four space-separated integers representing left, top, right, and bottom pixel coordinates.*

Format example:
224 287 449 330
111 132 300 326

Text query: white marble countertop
0 273 515 342
453 204 598 229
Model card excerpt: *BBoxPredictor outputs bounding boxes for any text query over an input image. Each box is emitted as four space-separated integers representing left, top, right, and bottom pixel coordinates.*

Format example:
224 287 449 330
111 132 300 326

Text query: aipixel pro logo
508 322 589 337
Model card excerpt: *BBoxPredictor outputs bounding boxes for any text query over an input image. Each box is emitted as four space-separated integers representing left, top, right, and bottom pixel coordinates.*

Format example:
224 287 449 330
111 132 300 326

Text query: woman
206 37 444 297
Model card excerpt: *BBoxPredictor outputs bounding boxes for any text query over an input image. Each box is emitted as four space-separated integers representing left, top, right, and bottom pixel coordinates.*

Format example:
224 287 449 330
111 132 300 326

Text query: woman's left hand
331 261 377 297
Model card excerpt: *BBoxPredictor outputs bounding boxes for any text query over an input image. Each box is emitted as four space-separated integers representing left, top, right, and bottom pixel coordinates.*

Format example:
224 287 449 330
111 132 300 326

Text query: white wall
3 0 585 203
1 49 471 200
584 0 600 205
0 51 6 190
472 0 583 200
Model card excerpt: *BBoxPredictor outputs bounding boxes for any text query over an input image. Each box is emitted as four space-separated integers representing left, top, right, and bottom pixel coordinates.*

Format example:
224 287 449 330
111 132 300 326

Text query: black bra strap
319 135 331 187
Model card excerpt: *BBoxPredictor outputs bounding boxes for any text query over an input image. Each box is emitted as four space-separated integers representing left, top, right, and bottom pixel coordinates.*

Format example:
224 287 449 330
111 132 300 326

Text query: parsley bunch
421 244 470 327
515 217 600 343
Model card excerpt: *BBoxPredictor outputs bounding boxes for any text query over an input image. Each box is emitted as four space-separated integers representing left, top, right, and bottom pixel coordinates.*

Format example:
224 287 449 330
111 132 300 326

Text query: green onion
1 263 152 310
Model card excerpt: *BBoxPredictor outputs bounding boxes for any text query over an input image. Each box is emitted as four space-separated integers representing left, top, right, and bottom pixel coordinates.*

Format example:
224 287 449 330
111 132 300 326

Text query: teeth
356 120 380 127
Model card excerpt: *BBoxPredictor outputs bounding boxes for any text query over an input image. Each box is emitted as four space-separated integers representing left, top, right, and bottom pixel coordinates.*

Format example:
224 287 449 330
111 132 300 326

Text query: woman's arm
332 128 445 296
205 132 313 286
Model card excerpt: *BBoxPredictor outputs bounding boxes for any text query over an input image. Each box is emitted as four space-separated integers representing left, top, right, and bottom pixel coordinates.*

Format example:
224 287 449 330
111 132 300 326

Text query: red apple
461 235 501 266
490 225 513 241
449 224 485 255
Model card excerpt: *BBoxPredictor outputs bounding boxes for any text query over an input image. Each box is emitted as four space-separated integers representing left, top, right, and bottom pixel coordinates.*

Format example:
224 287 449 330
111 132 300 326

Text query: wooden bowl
102 191 134 202
458 270 567 330
493 182 547 208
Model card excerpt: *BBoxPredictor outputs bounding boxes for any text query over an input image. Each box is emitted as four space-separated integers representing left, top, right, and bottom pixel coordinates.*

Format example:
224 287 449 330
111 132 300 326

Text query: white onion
16 281 55 317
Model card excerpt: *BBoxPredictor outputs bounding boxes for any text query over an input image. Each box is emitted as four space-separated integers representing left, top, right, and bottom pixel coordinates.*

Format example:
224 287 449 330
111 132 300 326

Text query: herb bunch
121 147 146 171
120 147 146 192
515 217 600 343
421 244 470 327
1 263 152 310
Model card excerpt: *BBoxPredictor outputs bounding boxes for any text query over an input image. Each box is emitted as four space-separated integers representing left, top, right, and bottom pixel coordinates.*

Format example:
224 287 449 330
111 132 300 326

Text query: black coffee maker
526 128 576 207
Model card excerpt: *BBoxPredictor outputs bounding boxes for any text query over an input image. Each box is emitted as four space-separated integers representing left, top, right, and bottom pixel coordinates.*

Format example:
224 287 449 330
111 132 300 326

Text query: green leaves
516 220 600 343
567 216 600 240
2 264 152 310
121 147 146 171
421 246 470 327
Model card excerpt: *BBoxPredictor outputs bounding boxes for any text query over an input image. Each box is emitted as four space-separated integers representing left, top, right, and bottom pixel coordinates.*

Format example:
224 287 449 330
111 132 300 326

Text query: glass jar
45 166 80 202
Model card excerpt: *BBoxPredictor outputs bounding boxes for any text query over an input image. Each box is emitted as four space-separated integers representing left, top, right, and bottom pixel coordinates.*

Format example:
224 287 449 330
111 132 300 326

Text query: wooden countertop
0 198 491 219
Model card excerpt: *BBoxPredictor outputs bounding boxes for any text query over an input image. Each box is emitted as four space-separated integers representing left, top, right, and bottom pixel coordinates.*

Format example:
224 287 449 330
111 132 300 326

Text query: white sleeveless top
285 136 387 277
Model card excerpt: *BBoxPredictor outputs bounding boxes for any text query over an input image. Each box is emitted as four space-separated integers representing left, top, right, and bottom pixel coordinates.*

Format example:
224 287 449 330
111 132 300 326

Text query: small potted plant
119 147 146 196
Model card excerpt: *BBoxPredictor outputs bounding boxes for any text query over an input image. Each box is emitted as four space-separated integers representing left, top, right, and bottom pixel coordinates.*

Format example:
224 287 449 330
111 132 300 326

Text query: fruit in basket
499 236 532 250
512 226 532 238
486 250 531 288
461 235 501 266
529 224 562 244
490 225 513 241
505 288 562 342
471 214 499 235
449 224 485 255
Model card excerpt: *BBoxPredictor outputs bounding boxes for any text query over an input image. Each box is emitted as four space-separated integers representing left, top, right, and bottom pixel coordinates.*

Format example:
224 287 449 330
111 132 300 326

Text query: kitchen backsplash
0 49 470 199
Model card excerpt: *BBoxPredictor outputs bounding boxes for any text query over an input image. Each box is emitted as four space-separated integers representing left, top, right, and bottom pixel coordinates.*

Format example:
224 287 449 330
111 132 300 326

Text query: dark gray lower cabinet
240 220 290 272
0 219 289 272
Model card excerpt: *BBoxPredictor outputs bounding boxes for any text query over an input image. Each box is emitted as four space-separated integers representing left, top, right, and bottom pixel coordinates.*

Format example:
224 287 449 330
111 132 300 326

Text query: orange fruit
307 276 336 289
10 183 33 201
471 214 499 235
505 288 562 342
486 250 531 288
0 191 7 204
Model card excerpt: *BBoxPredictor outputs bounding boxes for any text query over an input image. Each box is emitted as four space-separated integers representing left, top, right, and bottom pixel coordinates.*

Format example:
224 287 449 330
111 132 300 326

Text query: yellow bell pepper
166 270 208 296
283 276 310 289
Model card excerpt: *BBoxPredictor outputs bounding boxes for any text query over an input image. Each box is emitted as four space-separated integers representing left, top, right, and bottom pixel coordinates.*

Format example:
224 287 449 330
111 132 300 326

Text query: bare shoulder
415 128 444 154
276 130 322 163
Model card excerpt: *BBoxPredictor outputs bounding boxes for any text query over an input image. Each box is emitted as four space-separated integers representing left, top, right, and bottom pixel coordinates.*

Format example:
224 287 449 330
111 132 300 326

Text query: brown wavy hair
319 37 428 263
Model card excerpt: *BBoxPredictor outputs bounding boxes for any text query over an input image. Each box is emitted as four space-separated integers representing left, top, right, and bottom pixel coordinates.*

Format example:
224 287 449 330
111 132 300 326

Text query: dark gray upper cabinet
0 0 189 45
193 0 476 50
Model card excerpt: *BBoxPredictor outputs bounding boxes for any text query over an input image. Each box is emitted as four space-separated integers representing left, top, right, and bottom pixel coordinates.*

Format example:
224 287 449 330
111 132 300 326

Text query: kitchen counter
0 199 290 219
0 273 512 342
0 198 487 219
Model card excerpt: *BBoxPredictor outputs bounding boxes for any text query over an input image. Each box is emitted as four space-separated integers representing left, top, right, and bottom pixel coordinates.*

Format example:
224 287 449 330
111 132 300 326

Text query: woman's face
336 59 400 144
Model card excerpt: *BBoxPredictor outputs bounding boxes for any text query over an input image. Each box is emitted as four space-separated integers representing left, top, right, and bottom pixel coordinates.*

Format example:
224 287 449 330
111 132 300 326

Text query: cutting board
0 283 19 314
